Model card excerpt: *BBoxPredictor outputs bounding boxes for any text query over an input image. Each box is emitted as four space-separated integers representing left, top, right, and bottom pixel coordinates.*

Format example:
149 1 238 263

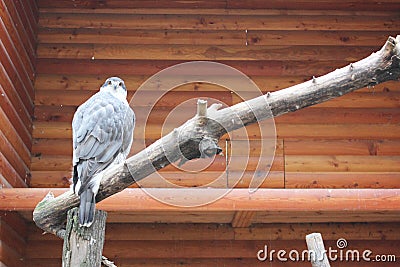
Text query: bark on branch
33 36 400 236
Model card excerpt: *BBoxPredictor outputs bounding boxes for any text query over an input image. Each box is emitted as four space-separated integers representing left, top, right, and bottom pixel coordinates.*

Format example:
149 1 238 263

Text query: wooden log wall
1 0 398 265
0 0 37 266
0 0 37 188
26 222 400 266
0 212 28 267
31 1 400 190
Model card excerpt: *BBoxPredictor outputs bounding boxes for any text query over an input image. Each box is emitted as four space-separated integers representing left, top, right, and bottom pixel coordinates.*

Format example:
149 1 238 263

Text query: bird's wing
72 91 134 193
121 108 135 158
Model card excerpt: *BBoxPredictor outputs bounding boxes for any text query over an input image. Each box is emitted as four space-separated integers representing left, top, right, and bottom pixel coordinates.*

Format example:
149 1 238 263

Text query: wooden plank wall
23 1 400 266
0 0 37 266
26 222 400 266
31 0 400 190
0 0 37 188
0 212 27 267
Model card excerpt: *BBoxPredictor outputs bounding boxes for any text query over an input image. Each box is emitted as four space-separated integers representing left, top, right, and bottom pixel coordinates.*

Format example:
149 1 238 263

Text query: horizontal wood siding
32 2 400 190
0 0 36 266
25 222 400 266
0 1 396 266
0 212 27 267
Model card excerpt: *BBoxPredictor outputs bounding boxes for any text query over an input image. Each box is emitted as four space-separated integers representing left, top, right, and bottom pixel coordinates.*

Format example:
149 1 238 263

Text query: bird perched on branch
72 77 135 227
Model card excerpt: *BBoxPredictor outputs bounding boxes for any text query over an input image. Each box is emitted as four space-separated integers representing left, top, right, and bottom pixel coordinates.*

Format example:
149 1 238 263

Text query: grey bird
72 77 135 227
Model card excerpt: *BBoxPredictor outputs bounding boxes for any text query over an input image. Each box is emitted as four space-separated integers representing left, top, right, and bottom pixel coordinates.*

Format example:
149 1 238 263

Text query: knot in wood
199 137 222 158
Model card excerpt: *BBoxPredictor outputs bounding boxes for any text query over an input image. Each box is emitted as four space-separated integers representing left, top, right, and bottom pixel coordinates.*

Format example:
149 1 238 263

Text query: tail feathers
79 189 96 227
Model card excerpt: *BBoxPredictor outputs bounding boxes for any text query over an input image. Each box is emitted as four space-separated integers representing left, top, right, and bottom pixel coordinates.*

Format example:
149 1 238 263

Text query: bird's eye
119 82 122 86
107 80 112 85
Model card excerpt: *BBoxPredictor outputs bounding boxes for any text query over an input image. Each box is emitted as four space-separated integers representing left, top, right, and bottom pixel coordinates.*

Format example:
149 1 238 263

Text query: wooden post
62 207 107 267
306 233 331 267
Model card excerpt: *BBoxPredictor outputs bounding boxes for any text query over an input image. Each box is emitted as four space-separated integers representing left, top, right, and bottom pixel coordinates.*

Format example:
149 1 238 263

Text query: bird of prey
72 77 135 227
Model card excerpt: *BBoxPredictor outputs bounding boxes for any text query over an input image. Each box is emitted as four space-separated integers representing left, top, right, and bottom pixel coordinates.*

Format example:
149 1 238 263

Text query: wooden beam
1 188 400 212
231 211 255 227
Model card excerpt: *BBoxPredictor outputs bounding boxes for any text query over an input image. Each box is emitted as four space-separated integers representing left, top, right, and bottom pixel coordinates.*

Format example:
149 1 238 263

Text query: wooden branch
33 36 400 236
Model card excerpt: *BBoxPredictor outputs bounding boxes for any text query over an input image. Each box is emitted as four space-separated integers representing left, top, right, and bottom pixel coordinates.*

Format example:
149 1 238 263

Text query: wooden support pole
62 208 107 267
306 233 331 267
32 35 400 236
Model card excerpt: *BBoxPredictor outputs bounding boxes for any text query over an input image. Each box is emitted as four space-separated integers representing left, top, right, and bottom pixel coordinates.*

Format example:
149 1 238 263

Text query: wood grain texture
25 239 400 259
0 83 32 147
33 74 400 92
4 188 400 212
35 58 345 76
29 170 285 189
37 0 400 12
285 155 400 172
0 130 29 184
37 44 375 61
285 172 400 188
0 212 27 267
0 107 30 167
26 258 400 267
38 29 395 47
0 1 399 265
0 0 37 188
39 13 399 31
0 0 35 80
27 222 400 241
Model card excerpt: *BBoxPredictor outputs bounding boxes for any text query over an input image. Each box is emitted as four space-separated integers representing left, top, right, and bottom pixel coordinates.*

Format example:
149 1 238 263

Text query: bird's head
100 77 128 101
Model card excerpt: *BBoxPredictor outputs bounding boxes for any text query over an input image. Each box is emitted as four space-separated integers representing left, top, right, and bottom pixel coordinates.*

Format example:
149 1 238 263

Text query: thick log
4 188 400 212
62 208 107 267
32 36 400 236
